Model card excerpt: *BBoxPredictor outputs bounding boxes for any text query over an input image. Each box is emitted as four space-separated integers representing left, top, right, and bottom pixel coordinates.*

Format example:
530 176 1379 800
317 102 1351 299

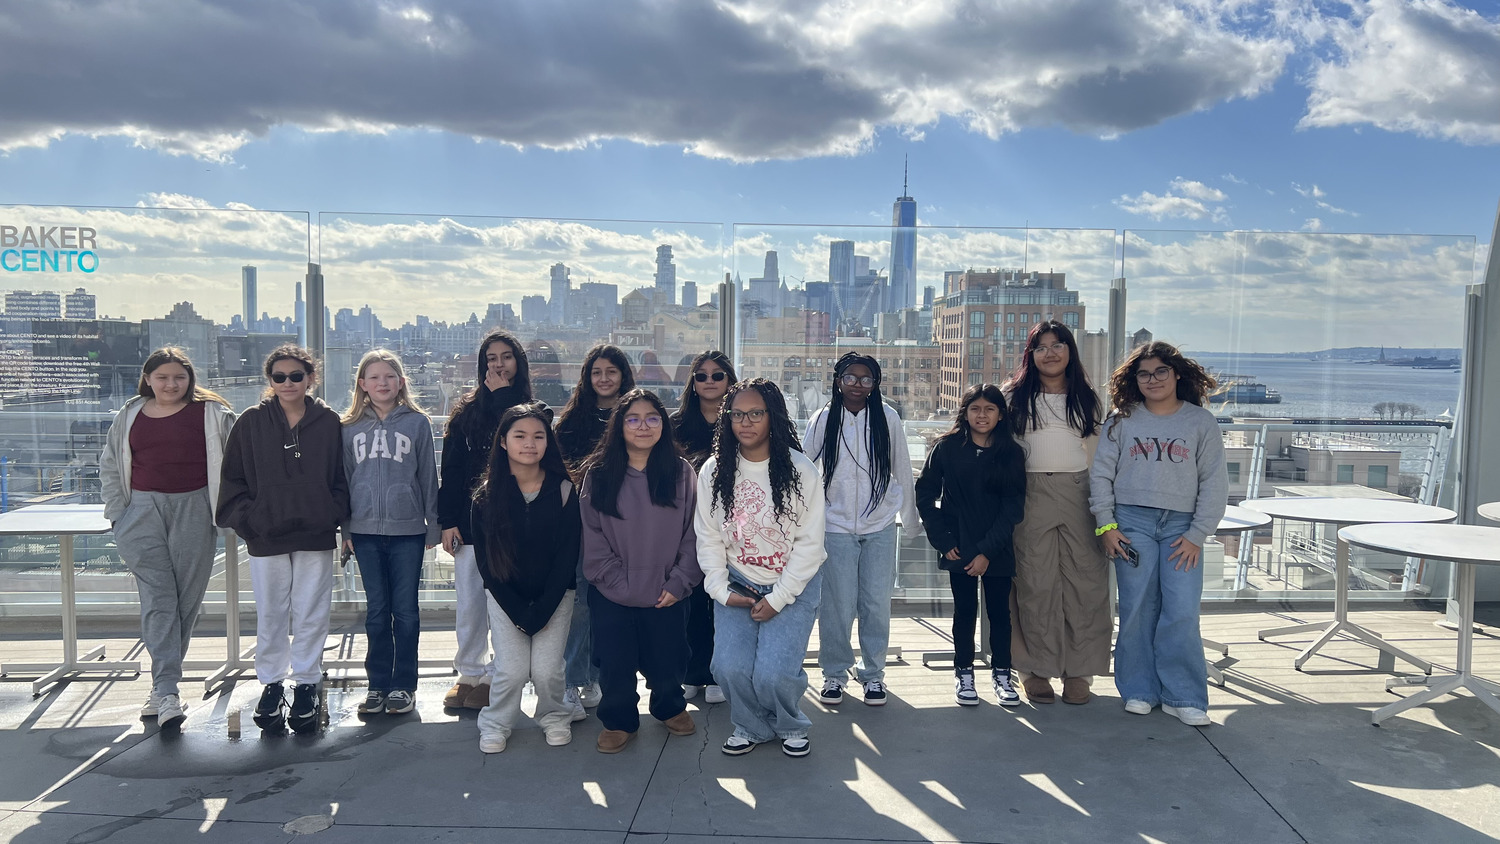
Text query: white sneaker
140 692 162 719
992 671 1021 707
704 684 726 704
682 684 702 700
157 694 186 729
562 688 587 722
545 726 572 746
479 733 508 754
579 682 603 708
1162 704 1211 726
1124 699 1153 715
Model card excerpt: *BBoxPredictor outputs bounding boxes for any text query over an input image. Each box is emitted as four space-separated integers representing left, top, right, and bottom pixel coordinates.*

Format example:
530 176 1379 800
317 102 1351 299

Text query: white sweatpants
250 550 335 685
452 544 494 682
477 593 573 740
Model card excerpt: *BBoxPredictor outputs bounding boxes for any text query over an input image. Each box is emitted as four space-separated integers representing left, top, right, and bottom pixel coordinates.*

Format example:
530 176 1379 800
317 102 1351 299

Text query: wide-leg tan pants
1010 470 1112 681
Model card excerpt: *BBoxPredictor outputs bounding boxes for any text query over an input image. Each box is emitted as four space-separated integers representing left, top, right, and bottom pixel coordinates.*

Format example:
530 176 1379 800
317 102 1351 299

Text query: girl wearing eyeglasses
580 389 702 753
555 343 638 717
670 350 738 705
217 344 349 734
101 347 236 730
804 352 918 708
1091 342 1226 727
695 379 826 757
1003 321 1109 706
914 383 1027 706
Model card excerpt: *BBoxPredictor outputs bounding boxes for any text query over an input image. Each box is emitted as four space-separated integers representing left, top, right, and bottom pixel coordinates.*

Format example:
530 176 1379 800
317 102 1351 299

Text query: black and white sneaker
993 670 1021 706
357 690 387 715
862 680 887 706
955 668 979 706
781 737 811 757
253 682 287 730
288 683 321 734
818 678 844 705
721 735 759 756
385 690 415 715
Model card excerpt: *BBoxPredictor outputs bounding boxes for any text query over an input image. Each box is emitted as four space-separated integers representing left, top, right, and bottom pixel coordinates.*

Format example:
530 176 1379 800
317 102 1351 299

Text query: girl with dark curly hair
805 352 918 708
1090 341 1226 728
915 383 1027 707
694 379 826 758
1003 321 1110 706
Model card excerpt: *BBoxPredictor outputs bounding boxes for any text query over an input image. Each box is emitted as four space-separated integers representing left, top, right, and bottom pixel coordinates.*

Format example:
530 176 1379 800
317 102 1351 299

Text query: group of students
98 320 1226 753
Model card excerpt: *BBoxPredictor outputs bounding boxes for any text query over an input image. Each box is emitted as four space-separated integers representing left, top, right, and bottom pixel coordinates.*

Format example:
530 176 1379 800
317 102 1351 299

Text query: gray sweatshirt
341 404 441 545
1089 402 1228 547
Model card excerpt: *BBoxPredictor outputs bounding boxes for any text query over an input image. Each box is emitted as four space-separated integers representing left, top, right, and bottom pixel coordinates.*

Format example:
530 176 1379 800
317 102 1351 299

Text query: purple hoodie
581 458 702 607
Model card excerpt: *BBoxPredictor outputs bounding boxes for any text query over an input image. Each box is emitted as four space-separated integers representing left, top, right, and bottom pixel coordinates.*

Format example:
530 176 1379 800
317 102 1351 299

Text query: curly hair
260 344 319 400
1004 320 1100 438
708 379 805 524
1106 341 1218 429
815 352 892 515
584 388 685 519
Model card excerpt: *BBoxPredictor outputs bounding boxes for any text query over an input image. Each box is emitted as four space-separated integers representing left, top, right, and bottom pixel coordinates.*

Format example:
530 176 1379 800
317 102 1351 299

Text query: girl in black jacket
438 330 532 711
471 402 582 754
915 383 1026 708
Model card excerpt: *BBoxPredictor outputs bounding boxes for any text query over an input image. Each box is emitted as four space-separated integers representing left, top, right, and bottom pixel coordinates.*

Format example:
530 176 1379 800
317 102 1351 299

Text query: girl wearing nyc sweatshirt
581 389 702 754
341 350 440 717
217 345 349 734
1091 341 1227 728
695 379 826 759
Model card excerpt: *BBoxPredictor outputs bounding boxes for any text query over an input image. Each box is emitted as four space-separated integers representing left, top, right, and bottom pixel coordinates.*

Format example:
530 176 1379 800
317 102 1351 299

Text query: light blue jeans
818 524 897 685
564 555 600 689
1113 504 1208 710
713 571 823 742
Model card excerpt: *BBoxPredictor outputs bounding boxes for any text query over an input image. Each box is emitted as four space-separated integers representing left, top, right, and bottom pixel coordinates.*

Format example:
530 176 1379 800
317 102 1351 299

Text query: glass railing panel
1122 229 1476 602
317 212 726 607
0 203 311 616
730 223 1118 624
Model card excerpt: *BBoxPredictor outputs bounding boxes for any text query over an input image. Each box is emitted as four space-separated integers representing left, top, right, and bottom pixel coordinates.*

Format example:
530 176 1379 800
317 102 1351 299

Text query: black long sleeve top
471 472 581 636
913 433 1027 577
437 384 526 540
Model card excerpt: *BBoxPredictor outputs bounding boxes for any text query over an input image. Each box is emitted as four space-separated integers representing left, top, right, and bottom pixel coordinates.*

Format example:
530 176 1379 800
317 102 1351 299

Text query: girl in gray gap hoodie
341 351 440 717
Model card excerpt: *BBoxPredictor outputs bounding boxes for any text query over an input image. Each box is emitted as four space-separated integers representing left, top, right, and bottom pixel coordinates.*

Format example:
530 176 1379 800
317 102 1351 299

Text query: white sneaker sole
1162 705 1211 726
956 696 980 706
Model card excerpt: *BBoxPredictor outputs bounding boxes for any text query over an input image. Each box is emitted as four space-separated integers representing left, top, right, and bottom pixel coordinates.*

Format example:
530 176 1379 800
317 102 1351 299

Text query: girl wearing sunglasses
580 389 702 753
1091 341 1226 727
804 352 918 708
217 344 349 734
670 350 738 705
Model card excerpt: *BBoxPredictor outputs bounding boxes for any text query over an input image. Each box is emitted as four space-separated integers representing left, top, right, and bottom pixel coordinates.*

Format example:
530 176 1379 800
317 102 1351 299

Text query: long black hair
584 389 685 519
814 352 892 515
943 383 1022 491
473 402 567 582
708 379 805 523
449 330 532 440
1005 320 1100 438
557 343 636 435
673 350 737 419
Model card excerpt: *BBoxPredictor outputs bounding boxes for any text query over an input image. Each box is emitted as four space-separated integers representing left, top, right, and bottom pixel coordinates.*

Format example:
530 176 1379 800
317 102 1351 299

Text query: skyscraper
294 281 306 345
654 245 677 306
888 161 917 312
549 263 571 325
242 266 258 331
681 281 698 310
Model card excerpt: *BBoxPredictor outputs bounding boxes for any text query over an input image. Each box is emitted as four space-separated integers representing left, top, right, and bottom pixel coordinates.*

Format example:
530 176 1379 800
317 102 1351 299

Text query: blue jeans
818 524 897 684
1113 505 1208 710
564 556 600 688
352 533 425 692
712 571 822 742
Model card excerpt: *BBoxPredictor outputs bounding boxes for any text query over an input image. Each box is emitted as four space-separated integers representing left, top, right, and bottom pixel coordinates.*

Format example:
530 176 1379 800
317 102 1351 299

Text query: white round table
1242 497 1456 673
1478 501 1500 524
1200 507 1275 686
1339 523 1500 725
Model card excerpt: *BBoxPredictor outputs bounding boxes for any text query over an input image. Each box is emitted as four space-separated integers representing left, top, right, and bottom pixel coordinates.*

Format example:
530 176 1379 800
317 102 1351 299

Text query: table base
2 646 142 697
1373 674 1500 725
1204 637 1230 687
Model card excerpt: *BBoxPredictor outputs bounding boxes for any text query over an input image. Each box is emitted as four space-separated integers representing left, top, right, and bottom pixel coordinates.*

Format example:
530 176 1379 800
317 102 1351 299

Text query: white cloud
1303 217 1325 231
1300 0 1500 144
1221 173 1248 185
0 0 1294 162
1115 178 1232 223
1169 178 1229 203
1292 182 1327 199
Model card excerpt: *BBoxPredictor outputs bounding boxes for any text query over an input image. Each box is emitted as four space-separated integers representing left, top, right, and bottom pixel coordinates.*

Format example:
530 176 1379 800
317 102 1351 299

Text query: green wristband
1095 522 1118 537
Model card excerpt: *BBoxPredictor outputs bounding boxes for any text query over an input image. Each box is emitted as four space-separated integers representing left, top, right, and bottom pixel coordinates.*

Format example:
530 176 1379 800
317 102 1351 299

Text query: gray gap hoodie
341 403 441 545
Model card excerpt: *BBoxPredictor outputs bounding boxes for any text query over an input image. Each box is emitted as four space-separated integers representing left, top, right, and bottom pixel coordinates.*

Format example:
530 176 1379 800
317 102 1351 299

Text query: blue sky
0 0 1495 349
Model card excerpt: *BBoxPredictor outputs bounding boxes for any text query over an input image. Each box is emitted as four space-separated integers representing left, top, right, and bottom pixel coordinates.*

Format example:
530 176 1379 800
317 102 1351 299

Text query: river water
1192 353 1462 421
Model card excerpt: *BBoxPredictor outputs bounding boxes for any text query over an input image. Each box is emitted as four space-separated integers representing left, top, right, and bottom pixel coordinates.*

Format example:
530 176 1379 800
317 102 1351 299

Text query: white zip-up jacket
99 395 237 527
803 401 920 537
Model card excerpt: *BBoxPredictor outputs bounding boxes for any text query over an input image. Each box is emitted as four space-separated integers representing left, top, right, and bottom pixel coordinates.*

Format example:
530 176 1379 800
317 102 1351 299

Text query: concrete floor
0 605 1497 843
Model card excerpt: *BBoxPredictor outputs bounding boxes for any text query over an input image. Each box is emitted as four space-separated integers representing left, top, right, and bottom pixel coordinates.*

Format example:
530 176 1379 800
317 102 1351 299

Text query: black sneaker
384 690 415 715
955 668 979 706
721 735 758 756
862 680 888 706
288 683 321 734
781 737 810 757
818 678 844 705
357 690 387 715
253 682 287 730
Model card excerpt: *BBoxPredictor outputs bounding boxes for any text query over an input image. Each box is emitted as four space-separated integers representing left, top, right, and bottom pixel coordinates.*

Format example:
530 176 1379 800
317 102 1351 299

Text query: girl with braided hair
805 352 918 707
694 379 826 758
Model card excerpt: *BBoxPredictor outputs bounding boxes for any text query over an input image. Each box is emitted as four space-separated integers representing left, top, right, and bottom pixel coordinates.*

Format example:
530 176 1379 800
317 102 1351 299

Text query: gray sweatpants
114 488 216 697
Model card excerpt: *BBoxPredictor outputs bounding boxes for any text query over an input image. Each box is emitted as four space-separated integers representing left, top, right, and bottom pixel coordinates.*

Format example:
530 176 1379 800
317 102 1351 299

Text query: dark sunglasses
270 370 307 384
694 371 727 383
